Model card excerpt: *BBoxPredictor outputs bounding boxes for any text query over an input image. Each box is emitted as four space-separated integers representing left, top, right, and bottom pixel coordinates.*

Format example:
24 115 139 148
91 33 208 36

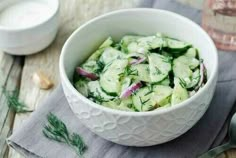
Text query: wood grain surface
0 0 235 158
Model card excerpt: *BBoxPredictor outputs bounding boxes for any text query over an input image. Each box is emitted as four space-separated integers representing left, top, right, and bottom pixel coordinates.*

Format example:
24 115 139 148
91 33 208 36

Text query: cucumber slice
132 87 157 111
138 35 166 49
120 77 132 92
148 53 171 83
153 85 172 106
102 98 134 111
99 47 125 64
127 42 139 53
100 59 128 95
185 48 197 58
158 77 170 86
162 51 173 58
120 97 134 110
88 81 115 102
171 79 189 105
120 35 142 46
137 36 156 49
81 60 98 74
100 37 113 48
74 79 89 97
120 35 142 53
173 61 193 79
88 37 113 61
185 69 200 89
126 35 166 54
130 64 151 82
167 38 191 51
174 55 199 70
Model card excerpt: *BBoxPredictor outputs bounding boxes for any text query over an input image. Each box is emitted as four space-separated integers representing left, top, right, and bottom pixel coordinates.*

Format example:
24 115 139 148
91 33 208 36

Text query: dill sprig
2 87 30 113
178 78 188 88
119 66 139 78
95 61 105 74
43 113 87 157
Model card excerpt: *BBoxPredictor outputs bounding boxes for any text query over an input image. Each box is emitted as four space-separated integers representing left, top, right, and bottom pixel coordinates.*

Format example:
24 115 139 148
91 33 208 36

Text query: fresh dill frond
119 66 139 78
139 97 150 111
178 78 187 88
43 113 87 157
95 61 105 74
2 87 30 113
144 85 154 96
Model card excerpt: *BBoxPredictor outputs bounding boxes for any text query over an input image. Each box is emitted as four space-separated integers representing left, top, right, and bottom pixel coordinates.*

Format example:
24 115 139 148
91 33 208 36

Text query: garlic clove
32 71 54 90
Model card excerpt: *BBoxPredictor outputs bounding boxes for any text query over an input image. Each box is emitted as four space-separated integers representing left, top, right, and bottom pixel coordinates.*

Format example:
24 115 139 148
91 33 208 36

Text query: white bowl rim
0 0 59 31
60 8 218 117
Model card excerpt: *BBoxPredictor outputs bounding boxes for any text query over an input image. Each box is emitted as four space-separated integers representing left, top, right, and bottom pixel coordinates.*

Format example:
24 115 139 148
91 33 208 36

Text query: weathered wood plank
0 52 16 156
0 54 14 133
0 57 23 158
0 52 14 87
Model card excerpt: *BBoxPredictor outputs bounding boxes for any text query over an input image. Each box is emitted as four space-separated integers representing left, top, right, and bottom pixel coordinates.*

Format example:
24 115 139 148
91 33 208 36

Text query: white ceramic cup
0 0 59 55
60 9 218 146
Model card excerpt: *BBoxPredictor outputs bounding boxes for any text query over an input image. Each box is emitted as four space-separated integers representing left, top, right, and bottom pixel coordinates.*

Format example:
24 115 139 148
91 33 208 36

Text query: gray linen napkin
8 1 236 158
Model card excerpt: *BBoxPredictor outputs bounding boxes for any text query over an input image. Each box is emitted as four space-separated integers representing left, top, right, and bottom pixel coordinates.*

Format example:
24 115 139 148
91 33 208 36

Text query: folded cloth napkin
8 1 236 158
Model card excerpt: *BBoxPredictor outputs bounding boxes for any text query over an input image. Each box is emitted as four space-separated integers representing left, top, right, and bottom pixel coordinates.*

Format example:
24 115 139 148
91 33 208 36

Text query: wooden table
0 0 235 158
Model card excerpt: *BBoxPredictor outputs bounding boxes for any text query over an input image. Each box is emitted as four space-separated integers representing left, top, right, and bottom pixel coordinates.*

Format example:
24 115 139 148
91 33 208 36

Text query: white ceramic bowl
60 9 218 146
0 0 59 55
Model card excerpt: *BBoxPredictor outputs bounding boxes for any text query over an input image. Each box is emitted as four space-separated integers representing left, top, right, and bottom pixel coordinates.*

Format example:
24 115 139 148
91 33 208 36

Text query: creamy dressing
0 1 53 28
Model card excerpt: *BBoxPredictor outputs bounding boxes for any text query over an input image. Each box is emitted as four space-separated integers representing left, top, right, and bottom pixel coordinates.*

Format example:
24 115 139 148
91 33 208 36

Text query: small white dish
0 0 59 55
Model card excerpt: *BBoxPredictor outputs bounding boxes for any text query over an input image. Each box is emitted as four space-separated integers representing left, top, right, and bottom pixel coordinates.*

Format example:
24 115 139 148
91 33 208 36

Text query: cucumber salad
73 33 207 112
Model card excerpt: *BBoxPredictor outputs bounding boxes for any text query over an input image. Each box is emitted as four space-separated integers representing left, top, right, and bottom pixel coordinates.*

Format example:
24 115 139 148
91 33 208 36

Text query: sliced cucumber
120 77 132 92
132 87 157 112
126 35 166 54
120 35 142 53
157 77 170 86
130 64 151 82
173 61 193 79
88 37 113 61
185 48 197 58
88 81 115 102
81 60 100 74
152 85 172 106
138 35 166 49
137 36 156 50
150 36 167 48
100 59 128 95
171 79 189 105
166 38 191 51
100 37 113 48
127 42 139 53
102 98 134 111
120 35 142 46
99 47 125 64
185 69 200 89
148 53 171 83
174 55 199 70
162 51 173 58
74 79 89 97
120 97 134 111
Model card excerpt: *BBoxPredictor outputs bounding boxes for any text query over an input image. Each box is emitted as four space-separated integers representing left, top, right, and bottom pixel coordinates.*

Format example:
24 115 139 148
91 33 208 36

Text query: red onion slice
76 67 98 80
129 57 146 65
120 82 142 98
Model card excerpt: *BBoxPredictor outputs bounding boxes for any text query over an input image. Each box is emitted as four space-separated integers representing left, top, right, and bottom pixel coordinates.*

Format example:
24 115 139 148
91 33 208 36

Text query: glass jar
202 0 236 51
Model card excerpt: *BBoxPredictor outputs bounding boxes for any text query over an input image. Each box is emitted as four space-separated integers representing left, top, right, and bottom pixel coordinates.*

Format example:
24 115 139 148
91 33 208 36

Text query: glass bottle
202 0 236 51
